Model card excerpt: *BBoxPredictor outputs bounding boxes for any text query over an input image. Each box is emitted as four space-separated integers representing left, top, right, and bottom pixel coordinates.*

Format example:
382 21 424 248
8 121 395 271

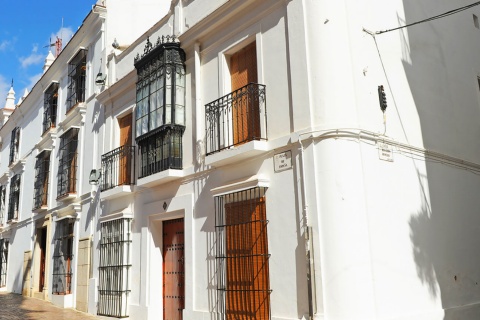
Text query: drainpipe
298 135 316 320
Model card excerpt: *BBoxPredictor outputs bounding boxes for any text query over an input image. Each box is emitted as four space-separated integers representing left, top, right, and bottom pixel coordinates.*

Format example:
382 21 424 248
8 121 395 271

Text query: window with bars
57 128 79 199
52 218 74 295
43 83 58 134
33 151 51 210
0 186 6 226
66 49 87 113
9 127 20 165
0 238 8 288
98 218 132 318
7 174 20 222
134 37 186 178
215 187 271 320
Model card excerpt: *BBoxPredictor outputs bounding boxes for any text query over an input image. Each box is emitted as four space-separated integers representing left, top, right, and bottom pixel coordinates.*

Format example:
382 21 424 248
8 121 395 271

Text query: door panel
230 42 260 145
163 218 185 320
39 228 47 292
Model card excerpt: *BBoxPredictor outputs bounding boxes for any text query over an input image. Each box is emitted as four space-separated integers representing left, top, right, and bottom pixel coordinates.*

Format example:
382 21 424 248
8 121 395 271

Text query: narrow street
0 292 99 319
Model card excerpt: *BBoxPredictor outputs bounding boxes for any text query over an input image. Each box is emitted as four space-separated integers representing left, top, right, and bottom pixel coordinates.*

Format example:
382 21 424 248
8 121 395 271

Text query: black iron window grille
52 218 74 295
7 174 20 222
0 239 8 288
66 49 87 113
205 83 267 156
98 218 132 318
9 127 20 165
215 187 271 320
57 128 79 199
43 83 58 134
33 150 51 210
137 125 184 178
101 145 136 191
0 186 5 226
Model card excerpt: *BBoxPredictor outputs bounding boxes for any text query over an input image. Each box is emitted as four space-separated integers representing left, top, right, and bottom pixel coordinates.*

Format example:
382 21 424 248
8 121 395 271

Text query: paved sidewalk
0 292 99 320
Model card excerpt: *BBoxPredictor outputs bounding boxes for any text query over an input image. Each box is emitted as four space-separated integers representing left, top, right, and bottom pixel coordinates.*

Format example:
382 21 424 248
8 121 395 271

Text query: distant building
1 1 480 319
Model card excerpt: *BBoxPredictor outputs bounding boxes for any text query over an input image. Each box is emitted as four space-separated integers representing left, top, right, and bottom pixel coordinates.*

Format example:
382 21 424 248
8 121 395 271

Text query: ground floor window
98 218 132 318
0 238 8 287
215 187 271 320
52 218 74 294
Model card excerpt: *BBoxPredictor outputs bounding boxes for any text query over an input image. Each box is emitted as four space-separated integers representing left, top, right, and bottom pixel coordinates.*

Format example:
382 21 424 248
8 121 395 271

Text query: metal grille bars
52 218 74 294
7 174 20 221
66 49 87 112
43 83 58 134
205 83 267 156
215 187 271 319
137 125 185 178
0 239 7 287
57 128 79 199
101 145 136 191
98 218 132 318
33 151 51 210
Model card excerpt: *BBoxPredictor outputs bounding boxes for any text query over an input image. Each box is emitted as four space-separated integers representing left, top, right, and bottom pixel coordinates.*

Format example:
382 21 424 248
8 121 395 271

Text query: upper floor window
134 37 186 138
43 83 58 134
57 128 79 199
7 174 21 221
134 37 186 178
66 49 87 113
33 150 51 210
9 127 20 165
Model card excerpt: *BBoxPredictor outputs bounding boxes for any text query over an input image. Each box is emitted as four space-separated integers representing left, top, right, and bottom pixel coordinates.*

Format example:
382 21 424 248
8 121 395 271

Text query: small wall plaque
377 142 394 162
274 150 293 172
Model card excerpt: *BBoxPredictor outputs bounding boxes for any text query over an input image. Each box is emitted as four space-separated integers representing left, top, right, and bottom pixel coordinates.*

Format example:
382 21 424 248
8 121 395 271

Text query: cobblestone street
0 292 99 320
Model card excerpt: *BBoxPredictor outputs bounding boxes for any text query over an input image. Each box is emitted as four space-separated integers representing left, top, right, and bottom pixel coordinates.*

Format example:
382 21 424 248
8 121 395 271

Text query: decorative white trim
98 207 133 223
210 176 270 197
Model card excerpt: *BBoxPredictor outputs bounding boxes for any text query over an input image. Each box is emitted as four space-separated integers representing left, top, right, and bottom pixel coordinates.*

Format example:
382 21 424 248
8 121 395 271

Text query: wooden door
118 114 132 185
163 218 185 320
39 228 47 292
225 197 270 320
230 41 260 145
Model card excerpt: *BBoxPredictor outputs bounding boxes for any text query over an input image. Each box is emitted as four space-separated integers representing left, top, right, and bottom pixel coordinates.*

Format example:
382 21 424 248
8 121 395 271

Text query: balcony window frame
57 128 79 199
0 186 5 226
66 49 87 113
43 83 59 134
33 150 51 210
7 174 21 222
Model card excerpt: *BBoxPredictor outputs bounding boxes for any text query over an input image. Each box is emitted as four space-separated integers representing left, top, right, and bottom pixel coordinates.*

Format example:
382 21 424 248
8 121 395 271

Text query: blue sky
0 1 97 105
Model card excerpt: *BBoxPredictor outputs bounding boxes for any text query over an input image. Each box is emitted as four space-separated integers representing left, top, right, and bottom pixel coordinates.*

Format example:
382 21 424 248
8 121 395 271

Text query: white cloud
0 40 10 52
19 44 43 69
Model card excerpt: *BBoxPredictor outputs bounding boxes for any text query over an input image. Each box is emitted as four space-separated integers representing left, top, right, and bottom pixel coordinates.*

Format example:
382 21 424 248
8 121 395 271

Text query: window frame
0 186 6 226
66 49 87 113
7 174 21 222
98 218 132 317
9 127 20 165
43 83 59 134
57 128 79 199
0 238 8 288
215 187 271 319
52 218 74 295
33 150 51 210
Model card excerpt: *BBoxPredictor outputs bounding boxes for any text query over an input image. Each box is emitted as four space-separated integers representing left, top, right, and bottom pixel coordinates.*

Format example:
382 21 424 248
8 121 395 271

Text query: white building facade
1 0 480 319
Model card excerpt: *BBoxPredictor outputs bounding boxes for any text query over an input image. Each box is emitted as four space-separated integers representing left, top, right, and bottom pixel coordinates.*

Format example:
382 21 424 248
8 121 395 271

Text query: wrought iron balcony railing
137 125 185 179
101 145 136 191
205 83 267 156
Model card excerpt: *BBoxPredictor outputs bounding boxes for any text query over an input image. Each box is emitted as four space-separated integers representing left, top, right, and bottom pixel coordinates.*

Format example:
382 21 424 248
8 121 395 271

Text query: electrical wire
374 1 480 35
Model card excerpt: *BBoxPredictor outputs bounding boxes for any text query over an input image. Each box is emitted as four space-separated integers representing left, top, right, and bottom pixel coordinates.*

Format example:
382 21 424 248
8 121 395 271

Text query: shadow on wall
399 1 480 318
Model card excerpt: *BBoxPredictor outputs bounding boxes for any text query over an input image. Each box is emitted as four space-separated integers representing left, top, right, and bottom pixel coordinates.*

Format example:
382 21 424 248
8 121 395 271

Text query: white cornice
96 70 137 105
